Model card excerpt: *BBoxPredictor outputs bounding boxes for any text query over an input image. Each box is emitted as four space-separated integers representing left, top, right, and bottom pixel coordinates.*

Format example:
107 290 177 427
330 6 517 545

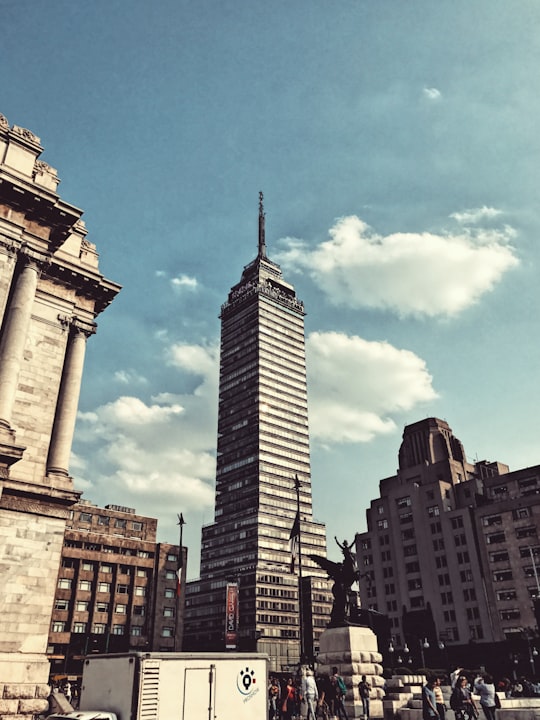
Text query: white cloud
423 87 442 100
170 274 198 291
277 215 519 317
114 368 148 385
450 206 503 224
307 331 438 444
167 342 218 377
73 344 219 521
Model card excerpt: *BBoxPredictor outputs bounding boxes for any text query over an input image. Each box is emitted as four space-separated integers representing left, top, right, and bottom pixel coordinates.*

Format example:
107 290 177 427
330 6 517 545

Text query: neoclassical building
0 114 120 718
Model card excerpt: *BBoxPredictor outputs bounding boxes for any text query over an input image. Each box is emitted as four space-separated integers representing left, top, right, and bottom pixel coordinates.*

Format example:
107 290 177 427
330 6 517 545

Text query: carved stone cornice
0 483 80 517
0 175 80 252
10 124 41 147
44 261 121 315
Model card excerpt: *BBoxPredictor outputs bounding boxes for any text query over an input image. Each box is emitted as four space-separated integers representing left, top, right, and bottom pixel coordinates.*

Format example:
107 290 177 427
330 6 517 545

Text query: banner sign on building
225 582 239 649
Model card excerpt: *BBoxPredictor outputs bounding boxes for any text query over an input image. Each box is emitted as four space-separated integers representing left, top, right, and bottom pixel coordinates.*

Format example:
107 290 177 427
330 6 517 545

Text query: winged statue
310 537 359 627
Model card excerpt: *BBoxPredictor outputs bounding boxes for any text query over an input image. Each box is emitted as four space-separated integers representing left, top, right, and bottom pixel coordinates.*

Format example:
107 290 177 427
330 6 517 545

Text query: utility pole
295 475 305 664
174 513 185 651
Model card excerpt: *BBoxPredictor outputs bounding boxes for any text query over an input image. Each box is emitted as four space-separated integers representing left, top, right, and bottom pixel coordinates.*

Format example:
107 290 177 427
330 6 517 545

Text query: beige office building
0 114 120 718
356 417 540 676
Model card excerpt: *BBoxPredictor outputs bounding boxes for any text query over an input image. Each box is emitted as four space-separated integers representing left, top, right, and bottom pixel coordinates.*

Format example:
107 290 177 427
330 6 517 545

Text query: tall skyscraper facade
184 196 331 669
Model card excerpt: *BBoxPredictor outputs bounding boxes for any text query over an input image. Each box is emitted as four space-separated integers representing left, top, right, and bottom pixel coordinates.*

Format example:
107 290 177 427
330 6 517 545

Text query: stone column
47 322 92 476
0 256 41 433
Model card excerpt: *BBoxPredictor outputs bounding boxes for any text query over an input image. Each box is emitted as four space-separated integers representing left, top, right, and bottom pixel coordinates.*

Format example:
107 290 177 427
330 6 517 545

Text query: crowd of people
269 664 540 720
268 666 355 720
422 667 540 720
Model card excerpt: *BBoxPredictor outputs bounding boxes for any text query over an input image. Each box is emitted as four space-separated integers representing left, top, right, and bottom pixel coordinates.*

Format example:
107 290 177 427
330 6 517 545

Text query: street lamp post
523 632 539 676
388 640 395 674
404 638 429 669
420 638 430 668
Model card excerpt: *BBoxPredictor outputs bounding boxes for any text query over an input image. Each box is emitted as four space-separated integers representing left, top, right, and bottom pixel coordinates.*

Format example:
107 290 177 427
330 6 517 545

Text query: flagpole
174 513 185 652
295 475 305 665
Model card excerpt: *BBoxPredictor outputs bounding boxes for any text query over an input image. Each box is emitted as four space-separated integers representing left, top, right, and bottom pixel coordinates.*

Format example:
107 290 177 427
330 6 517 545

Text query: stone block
0 654 51 684
3 685 34 699
19 697 49 713
0 699 18 714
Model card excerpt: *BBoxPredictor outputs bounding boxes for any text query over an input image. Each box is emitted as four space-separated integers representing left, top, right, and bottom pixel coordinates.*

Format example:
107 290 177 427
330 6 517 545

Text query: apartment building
47 500 185 680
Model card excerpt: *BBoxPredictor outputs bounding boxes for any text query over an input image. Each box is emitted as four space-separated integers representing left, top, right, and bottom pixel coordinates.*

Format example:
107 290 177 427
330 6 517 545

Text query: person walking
423 676 440 720
64 681 72 705
433 677 446 720
302 669 319 720
474 674 497 720
282 677 296 720
268 676 280 720
331 667 349 720
450 675 478 720
358 675 371 720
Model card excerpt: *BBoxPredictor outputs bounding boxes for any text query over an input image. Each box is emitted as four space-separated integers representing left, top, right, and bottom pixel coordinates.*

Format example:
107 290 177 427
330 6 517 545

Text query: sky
3 0 540 578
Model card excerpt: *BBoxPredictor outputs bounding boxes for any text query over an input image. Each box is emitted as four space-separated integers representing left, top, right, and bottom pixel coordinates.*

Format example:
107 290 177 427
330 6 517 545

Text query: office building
356 417 540 674
0 113 120 718
184 196 331 670
47 500 186 681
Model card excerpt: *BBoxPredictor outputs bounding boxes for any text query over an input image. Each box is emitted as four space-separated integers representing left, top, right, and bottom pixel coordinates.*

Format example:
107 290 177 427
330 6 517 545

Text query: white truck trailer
78 652 269 720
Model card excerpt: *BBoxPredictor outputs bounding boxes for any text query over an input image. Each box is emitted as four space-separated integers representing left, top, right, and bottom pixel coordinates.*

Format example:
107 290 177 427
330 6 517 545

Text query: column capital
56 315 96 338
19 246 50 273
71 317 97 338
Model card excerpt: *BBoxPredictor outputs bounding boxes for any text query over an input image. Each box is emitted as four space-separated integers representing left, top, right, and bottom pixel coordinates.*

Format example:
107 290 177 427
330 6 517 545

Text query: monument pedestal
317 626 385 718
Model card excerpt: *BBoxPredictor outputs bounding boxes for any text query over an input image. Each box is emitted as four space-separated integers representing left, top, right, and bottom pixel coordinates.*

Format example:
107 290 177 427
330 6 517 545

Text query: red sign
225 582 239 649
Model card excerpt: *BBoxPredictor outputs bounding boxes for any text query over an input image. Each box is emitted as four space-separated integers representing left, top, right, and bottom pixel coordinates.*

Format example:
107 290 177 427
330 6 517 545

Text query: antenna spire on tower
258 191 266 258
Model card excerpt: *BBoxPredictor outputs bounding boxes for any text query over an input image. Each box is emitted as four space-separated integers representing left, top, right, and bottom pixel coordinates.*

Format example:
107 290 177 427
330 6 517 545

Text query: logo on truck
237 666 258 698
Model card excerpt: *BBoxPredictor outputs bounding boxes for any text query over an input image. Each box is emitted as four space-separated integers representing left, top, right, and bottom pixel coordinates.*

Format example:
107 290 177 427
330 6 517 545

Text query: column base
317 626 385 718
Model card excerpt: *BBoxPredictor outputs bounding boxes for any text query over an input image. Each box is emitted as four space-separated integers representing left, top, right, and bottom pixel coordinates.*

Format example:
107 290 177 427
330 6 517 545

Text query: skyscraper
184 195 331 669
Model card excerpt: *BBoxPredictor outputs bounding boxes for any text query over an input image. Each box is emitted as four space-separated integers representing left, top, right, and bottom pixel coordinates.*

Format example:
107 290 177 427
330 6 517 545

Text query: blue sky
3 0 540 576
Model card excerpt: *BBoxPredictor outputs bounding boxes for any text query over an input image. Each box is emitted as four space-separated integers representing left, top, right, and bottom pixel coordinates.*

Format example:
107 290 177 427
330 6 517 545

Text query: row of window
58 578 147 595
64 540 152 558
494 566 540 581
62 560 149 576
487 527 537 544
51 622 174 637
78 512 144 531
55 599 149 615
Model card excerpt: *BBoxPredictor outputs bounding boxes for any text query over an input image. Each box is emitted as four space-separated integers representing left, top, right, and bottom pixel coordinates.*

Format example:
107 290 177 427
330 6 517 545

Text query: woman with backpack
331 667 349 720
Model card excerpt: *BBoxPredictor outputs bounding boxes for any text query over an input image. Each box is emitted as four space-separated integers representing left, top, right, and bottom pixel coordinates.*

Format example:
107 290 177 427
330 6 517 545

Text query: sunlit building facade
47 500 186 682
356 417 540 675
184 197 331 670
